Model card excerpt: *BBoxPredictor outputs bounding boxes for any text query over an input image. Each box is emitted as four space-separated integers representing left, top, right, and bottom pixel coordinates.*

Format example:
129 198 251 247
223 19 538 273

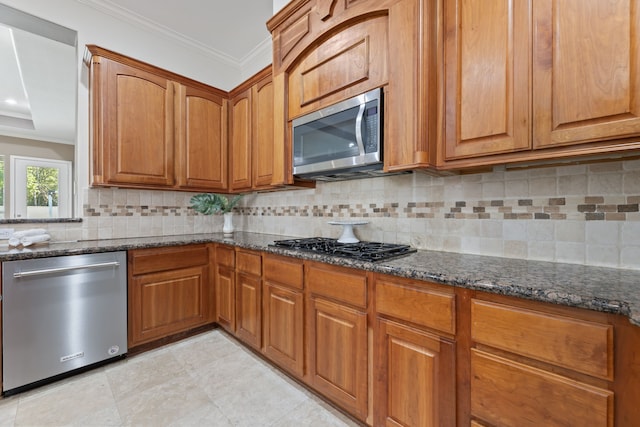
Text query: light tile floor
0 330 362 426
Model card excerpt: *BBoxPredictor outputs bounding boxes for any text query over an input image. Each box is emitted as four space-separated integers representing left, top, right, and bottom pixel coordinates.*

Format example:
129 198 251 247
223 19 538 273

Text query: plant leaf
189 193 243 214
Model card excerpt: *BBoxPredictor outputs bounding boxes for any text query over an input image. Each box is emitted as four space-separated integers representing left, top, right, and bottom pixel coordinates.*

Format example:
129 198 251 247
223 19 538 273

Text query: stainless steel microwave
292 88 382 180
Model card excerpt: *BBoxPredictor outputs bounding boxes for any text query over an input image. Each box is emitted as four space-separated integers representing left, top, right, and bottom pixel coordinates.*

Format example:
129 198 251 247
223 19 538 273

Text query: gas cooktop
271 237 416 262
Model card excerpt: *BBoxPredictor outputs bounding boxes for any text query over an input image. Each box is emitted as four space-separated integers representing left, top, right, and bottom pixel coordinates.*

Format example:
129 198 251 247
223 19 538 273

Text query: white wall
273 0 289 14
0 0 262 205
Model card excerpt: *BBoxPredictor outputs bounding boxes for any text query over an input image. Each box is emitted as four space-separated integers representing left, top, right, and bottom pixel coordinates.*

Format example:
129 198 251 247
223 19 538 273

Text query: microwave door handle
354 103 366 156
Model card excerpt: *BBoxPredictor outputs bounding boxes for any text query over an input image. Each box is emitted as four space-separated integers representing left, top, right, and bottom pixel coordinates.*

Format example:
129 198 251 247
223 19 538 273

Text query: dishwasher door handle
13 261 121 278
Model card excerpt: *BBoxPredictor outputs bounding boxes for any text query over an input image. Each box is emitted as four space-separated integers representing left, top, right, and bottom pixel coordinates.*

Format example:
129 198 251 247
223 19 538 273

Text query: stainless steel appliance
2 251 127 394
292 88 383 180
271 237 416 262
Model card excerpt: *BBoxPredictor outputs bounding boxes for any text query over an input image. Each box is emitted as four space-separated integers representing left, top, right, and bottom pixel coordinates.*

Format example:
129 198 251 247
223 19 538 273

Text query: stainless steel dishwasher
2 251 127 394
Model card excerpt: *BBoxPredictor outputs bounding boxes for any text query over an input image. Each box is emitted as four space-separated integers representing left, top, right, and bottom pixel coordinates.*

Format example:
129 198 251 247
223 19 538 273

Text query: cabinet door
263 281 304 377
287 16 389 119
375 319 456 427
252 74 275 189
443 0 531 160
235 272 262 349
129 265 209 347
532 0 640 148
100 58 176 186
215 265 236 332
307 297 368 421
229 88 252 192
176 84 228 190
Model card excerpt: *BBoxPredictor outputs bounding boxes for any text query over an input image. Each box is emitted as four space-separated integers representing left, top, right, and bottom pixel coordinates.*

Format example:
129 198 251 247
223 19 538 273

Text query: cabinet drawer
130 245 208 275
236 250 261 276
471 299 613 380
471 349 613 427
306 262 366 308
264 254 303 290
375 277 455 335
215 245 235 268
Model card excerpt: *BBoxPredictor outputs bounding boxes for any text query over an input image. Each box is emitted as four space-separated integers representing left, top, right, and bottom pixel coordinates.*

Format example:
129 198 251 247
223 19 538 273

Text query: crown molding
239 36 272 69
76 0 242 68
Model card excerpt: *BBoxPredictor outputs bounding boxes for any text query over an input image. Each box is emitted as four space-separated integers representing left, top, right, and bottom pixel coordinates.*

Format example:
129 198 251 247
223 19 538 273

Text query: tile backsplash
22 158 638 271
239 159 640 270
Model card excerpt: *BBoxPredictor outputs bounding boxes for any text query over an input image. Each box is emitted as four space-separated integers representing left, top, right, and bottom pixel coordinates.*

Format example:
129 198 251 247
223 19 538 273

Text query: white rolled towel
20 234 51 247
11 228 47 239
8 236 21 247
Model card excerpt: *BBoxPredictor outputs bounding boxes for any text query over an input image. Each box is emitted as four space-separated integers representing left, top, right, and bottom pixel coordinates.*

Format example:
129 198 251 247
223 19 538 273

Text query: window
10 156 71 219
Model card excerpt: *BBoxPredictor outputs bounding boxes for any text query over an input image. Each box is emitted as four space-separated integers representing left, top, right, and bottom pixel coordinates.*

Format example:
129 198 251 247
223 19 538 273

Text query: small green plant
189 193 243 215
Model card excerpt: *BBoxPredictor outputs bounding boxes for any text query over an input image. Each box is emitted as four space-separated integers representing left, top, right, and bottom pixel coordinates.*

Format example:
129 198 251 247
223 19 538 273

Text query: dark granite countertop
1 231 638 326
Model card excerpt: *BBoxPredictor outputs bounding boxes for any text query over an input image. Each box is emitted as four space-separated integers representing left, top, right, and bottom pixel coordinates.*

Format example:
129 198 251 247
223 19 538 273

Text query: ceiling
0 1 274 146
0 23 76 145
80 0 274 65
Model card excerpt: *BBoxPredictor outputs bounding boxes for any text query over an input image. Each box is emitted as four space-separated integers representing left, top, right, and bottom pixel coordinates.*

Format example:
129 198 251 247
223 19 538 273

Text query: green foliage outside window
26 166 59 207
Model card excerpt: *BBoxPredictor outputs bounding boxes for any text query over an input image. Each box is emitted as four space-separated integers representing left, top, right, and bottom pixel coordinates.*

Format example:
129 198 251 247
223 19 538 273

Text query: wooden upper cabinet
267 0 437 184
443 0 531 160
85 45 228 192
252 72 276 189
175 85 228 191
228 66 276 192
532 0 640 149
229 88 252 192
286 15 389 120
90 56 176 187
441 0 640 168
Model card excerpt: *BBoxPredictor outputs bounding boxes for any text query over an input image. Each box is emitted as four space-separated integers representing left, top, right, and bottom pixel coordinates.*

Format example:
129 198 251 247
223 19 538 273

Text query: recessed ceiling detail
0 23 76 145
0 26 34 128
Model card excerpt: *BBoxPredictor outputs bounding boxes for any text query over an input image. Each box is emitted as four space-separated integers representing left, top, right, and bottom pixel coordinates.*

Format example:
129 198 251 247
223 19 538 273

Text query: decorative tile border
84 205 193 217
84 195 640 221
237 195 640 221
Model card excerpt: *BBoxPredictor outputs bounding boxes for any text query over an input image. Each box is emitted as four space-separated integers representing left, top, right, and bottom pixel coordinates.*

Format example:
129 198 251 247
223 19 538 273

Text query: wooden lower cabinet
375 319 456 427
373 274 457 426
469 295 620 427
214 245 235 332
307 296 368 421
262 252 305 378
470 299 614 380
202 249 640 426
235 249 262 349
128 245 212 347
471 349 613 427
263 282 304 376
305 261 369 421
